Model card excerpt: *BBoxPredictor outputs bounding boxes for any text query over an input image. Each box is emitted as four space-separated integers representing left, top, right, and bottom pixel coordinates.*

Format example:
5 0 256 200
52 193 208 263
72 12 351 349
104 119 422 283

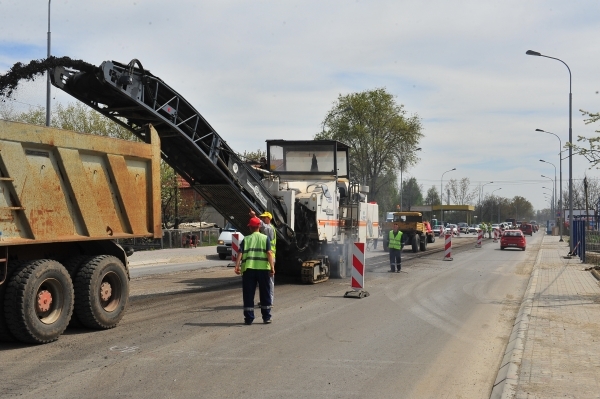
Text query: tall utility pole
479 181 493 221
440 168 455 225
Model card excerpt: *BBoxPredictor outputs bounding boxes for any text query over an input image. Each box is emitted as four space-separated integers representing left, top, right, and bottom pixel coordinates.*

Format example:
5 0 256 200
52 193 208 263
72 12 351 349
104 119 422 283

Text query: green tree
572 109 600 166
402 177 423 210
160 161 178 228
1 101 136 140
376 169 400 216
239 149 266 162
511 196 534 221
424 185 440 206
315 88 423 203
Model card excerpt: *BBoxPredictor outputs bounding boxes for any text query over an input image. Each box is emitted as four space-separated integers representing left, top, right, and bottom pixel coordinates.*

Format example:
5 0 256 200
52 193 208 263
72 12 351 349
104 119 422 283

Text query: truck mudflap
300 258 330 284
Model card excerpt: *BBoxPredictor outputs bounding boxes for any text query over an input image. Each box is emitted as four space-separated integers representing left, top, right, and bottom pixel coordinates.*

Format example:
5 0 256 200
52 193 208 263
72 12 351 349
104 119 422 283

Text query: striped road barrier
444 233 453 261
345 242 370 298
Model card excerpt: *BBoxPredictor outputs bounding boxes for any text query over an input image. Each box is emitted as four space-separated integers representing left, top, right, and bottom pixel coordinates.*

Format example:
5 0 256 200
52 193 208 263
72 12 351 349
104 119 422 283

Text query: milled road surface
0 234 541 398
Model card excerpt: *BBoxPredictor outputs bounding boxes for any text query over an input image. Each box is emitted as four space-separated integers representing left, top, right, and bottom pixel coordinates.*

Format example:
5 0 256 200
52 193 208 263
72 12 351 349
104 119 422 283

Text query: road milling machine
51 59 378 283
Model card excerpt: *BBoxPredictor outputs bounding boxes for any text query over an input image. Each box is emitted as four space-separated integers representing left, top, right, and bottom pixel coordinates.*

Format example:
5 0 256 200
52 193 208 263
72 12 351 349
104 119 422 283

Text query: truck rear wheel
411 235 418 253
74 255 129 329
4 260 74 344
420 235 427 251
64 256 92 328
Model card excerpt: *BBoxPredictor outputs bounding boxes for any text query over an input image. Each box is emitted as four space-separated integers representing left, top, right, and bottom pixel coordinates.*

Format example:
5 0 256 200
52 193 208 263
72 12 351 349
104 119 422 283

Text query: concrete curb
489 237 544 399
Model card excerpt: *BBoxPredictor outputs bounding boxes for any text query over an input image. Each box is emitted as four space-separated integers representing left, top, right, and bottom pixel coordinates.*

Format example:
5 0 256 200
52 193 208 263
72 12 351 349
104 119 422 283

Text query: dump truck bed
0 120 161 245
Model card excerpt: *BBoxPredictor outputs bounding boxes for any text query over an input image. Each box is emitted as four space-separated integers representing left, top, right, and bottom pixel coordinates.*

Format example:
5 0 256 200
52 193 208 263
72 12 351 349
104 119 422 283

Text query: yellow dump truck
0 120 161 344
382 211 435 252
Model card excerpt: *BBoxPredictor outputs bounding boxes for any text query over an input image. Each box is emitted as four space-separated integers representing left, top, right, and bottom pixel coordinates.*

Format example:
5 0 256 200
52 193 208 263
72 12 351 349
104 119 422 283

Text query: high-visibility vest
265 224 276 259
389 230 403 250
241 232 270 272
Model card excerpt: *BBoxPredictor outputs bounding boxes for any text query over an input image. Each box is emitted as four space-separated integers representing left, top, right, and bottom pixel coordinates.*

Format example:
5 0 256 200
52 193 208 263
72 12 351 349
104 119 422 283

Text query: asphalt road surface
0 233 541 398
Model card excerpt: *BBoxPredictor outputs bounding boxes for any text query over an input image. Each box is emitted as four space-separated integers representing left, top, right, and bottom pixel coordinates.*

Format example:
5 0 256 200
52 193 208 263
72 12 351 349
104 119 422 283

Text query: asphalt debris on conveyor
0 56 97 99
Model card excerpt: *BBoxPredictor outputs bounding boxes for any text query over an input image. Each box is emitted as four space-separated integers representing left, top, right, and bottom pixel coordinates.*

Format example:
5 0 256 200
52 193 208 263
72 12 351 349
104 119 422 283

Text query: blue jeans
389 248 402 271
242 269 272 323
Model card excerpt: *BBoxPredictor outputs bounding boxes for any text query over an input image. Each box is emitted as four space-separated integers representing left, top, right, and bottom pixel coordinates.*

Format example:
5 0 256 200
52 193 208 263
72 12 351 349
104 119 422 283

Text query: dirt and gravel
0 56 97 99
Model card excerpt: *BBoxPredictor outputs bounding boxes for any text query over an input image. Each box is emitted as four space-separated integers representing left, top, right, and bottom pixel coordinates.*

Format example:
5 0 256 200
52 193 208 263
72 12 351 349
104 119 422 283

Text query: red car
519 223 533 236
500 229 526 251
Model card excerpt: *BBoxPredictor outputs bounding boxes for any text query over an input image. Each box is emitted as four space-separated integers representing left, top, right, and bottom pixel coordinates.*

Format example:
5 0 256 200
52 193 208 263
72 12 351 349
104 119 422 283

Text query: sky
0 0 599 212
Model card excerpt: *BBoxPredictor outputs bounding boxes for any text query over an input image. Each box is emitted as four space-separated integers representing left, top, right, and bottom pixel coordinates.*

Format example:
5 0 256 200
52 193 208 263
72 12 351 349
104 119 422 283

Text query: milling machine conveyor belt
51 59 289 240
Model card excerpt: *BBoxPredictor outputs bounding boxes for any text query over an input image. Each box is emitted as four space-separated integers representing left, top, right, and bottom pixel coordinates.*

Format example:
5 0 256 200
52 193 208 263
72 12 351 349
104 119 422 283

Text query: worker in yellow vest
250 209 277 307
234 217 275 325
388 222 403 272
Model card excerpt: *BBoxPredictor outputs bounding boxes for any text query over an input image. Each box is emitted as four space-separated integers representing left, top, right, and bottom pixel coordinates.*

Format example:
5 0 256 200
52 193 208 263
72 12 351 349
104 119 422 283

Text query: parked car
445 224 458 235
530 221 539 232
520 223 534 236
468 224 480 234
457 222 469 234
217 223 245 259
499 222 511 230
500 229 526 250
432 225 444 236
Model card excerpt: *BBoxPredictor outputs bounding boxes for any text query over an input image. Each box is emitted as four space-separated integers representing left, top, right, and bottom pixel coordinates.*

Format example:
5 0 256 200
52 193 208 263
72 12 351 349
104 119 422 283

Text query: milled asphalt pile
127 245 214 267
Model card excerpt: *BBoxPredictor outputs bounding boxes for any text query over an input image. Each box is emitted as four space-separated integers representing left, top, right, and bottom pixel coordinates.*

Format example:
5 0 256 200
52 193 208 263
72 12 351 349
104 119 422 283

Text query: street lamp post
540 159 557 217
479 181 493 221
542 186 554 216
491 188 501 223
541 174 555 216
527 50 572 251
440 168 456 226
400 147 421 212
536 129 564 241
46 0 52 127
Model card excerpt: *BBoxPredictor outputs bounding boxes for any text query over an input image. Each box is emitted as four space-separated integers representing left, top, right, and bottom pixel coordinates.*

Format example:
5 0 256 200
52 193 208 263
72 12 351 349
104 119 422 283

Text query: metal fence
116 228 220 251
586 230 600 254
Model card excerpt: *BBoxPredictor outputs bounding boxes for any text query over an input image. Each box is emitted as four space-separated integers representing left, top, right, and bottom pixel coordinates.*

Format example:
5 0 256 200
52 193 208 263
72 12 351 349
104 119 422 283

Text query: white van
216 223 244 260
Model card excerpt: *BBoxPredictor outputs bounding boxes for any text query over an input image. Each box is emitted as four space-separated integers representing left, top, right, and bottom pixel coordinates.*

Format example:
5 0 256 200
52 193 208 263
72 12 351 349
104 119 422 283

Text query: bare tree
446 178 477 205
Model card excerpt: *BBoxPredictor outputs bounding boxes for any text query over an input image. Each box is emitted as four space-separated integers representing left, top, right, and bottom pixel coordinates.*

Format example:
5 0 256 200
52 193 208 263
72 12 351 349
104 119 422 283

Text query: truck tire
64 256 92 328
0 261 19 342
74 255 129 329
420 235 427 251
427 234 435 244
411 235 418 253
4 260 74 344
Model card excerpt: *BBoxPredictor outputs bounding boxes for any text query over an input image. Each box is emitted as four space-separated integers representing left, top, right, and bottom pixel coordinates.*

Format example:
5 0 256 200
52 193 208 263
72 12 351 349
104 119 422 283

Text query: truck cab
382 211 434 252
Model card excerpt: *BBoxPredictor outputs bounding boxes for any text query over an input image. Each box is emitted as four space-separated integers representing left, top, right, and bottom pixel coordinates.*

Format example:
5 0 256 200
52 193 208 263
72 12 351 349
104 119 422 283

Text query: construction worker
388 222 403 272
250 209 276 306
234 216 275 325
